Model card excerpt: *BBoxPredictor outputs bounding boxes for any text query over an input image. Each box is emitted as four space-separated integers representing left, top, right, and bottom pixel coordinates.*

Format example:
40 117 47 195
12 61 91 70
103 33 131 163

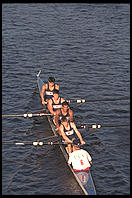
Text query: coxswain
68 146 92 172
54 101 74 132
40 77 60 105
59 117 85 153
47 89 65 116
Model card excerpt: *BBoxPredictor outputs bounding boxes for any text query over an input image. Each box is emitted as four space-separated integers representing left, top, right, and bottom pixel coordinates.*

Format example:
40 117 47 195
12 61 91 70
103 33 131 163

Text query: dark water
2 3 130 195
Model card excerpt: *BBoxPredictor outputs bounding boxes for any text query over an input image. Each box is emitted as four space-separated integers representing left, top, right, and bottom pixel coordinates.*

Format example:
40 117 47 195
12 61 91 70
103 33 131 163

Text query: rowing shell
36 71 96 195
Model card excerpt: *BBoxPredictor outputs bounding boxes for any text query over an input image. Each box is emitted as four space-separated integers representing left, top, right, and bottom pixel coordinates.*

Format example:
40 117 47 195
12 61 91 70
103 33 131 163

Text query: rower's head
62 101 69 111
73 145 81 152
61 116 68 124
48 77 55 86
53 89 59 99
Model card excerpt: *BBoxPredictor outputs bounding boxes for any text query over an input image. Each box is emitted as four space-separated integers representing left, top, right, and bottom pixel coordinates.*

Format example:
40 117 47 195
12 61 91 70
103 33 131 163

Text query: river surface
2 3 130 195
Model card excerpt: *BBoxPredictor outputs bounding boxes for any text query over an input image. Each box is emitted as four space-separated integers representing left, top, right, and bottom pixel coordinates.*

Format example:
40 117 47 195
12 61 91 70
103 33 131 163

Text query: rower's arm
47 99 55 115
69 109 73 122
54 110 60 129
55 84 60 90
72 123 85 144
87 152 92 162
40 84 47 104
68 153 72 164
59 126 73 143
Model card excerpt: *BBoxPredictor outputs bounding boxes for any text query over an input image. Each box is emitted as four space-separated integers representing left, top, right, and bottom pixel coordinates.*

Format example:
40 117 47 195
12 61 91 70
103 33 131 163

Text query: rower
68 146 92 172
40 77 60 105
54 101 74 132
47 89 65 117
59 117 85 153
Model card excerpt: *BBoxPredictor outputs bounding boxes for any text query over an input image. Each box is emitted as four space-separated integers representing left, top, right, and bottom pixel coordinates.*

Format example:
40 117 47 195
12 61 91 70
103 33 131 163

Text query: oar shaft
2 112 52 118
78 124 101 129
3 141 71 146
100 123 130 127
78 123 130 129
69 97 130 103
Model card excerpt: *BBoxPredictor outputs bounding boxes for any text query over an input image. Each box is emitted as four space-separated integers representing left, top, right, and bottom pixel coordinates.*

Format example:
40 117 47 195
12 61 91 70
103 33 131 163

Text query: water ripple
2 3 130 195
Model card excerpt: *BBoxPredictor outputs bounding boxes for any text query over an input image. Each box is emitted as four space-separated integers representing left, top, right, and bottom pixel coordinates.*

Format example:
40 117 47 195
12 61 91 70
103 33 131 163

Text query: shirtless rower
54 101 74 132
59 117 85 153
40 77 59 105
47 89 65 116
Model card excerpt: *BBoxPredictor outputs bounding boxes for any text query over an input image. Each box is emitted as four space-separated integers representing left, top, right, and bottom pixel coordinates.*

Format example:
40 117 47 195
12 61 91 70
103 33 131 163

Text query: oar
2 140 74 146
2 112 53 118
77 123 130 129
77 124 102 129
68 97 130 103
2 140 91 147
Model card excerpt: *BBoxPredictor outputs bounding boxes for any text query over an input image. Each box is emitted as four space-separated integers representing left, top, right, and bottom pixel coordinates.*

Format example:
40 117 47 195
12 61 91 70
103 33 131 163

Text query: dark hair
62 101 69 107
48 77 55 83
53 89 59 94
61 117 68 122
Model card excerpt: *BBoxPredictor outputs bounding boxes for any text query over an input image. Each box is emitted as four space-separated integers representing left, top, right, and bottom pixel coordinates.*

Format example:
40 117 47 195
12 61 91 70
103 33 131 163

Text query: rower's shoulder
69 108 73 113
70 121 76 128
55 84 60 89
42 83 47 89
70 121 75 126
55 108 61 114
59 123 63 130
